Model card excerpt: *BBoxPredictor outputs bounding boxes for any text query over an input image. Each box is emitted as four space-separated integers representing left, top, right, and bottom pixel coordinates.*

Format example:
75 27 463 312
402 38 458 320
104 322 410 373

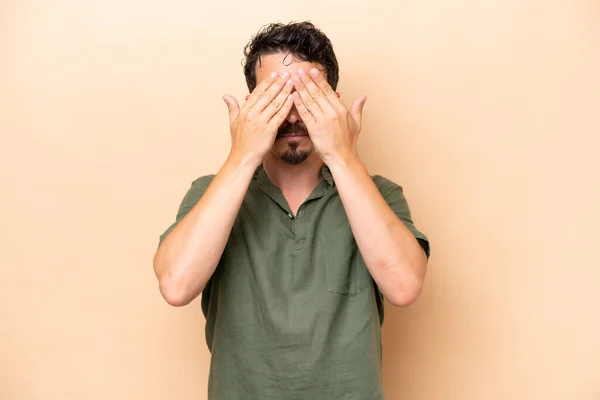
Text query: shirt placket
256 167 334 252
294 206 306 250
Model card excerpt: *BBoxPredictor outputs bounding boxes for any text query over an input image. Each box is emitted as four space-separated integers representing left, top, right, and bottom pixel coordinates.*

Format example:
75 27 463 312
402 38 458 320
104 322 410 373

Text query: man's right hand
223 72 294 167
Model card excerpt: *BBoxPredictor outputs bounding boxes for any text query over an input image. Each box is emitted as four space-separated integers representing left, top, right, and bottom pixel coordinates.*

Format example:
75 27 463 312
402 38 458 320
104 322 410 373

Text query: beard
280 140 311 165
277 122 312 165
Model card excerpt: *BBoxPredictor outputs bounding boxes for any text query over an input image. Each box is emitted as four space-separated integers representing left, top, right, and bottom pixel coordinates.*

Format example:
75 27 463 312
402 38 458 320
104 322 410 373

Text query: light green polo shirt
159 164 430 400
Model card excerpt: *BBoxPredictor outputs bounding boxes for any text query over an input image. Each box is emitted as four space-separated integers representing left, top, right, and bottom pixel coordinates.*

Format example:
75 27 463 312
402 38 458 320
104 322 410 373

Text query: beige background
1 0 599 399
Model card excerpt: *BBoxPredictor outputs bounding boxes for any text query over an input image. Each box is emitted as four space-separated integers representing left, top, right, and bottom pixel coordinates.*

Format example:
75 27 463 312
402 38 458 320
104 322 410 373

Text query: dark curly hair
242 21 339 92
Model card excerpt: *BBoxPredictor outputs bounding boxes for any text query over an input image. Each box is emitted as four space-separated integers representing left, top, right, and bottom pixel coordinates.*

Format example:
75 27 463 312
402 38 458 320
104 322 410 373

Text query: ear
336 92 341 98
245 94 250 101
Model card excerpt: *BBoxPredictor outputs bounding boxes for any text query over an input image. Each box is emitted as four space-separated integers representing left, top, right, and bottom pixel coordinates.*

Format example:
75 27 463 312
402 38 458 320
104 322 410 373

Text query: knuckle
245 111 256 121
277 107 288 118
254 85 268 96
253 86 265 96
322 86 334 96
265 87 279 99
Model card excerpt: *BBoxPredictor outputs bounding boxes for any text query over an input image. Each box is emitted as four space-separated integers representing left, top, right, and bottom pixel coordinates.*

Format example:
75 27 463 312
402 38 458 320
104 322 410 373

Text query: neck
262 151 324 194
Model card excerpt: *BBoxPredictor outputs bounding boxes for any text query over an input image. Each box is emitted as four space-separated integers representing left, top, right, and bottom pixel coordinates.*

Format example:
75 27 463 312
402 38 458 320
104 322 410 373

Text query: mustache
277 123 308 136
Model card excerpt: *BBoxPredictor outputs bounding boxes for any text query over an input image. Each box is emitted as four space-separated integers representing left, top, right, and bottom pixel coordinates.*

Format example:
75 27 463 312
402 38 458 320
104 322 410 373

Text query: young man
154 21 430 400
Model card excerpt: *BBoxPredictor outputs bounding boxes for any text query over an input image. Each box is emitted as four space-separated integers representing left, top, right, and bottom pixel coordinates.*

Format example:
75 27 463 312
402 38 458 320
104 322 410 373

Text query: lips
278 133 308 138
277 123 308 138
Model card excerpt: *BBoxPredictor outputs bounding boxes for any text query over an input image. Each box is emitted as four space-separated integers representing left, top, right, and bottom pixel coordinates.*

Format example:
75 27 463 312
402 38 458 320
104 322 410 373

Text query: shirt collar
253 163 335 188
321 164 334 187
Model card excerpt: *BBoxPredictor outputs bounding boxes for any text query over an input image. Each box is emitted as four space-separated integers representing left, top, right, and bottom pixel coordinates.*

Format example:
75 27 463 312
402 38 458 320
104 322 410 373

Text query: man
154 21 430 400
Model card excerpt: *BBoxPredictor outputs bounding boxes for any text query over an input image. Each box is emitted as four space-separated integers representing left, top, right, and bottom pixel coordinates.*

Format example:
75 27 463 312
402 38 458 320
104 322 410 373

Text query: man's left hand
292 68 367 165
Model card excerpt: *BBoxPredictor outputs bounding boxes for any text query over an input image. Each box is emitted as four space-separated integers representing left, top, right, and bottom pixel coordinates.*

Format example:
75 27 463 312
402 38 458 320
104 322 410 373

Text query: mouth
277 133 308 139
276 126 308 139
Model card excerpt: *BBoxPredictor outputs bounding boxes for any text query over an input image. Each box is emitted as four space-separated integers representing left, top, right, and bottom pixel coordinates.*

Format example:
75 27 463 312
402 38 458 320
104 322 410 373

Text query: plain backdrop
1 0 599 399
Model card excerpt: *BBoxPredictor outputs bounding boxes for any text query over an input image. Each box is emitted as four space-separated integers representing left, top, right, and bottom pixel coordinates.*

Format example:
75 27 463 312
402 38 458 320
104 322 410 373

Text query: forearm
328 155 427 306
153 153 257 306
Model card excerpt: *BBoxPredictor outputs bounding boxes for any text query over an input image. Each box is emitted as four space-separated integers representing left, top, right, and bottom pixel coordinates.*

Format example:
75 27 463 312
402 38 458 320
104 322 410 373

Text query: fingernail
270 72 278 78
297 69 305 77
310 68 319 77
286 79 293 87
281 72 290 79
293 75 301 83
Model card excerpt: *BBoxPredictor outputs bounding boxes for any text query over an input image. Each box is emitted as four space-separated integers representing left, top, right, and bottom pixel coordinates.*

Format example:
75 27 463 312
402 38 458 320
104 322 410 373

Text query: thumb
350 96 367 127
222 94 240 121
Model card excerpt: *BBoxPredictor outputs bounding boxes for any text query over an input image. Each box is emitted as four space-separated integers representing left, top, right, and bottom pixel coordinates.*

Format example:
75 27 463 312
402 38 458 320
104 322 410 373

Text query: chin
272 143 314 165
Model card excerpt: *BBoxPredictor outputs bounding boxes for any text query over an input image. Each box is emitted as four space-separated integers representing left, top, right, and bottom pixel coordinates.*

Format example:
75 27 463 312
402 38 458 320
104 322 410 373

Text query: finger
292 71 324 119
244 71 280 110
350 96 367 128
268 93 295 128
222 94 240 122
298 68 336 117
309 68 343 112
262 78 294 120
292 91 316 124
253 72 291 113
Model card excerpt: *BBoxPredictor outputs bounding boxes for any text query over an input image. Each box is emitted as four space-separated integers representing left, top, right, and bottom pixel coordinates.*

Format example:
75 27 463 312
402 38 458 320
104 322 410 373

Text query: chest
219 191 372 298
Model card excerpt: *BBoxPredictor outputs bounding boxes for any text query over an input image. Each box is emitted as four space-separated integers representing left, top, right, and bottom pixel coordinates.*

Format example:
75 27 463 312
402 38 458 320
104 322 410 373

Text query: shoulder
190 174 216 188
370 174 404 196
178 174 216 207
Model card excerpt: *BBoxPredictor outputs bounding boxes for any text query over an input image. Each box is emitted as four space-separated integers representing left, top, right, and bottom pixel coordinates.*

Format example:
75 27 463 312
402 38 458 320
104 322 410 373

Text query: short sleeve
372 175 431 259
158 175 216 245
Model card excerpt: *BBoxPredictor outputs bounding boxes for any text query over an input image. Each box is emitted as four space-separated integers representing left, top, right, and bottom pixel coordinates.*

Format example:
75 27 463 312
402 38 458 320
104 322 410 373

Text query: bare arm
153 156 257 306
291 67 428 306
153 71 294 306
328 157 428 306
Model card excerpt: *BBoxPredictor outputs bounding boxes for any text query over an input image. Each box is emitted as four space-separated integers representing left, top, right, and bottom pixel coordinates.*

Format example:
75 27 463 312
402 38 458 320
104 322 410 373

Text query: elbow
386 276 423 307
386 252 428 307
158 277 193 307
153 254 194 307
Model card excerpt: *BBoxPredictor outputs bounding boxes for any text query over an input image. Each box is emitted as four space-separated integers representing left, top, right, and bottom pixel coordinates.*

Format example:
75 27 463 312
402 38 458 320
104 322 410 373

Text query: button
288 213 293 218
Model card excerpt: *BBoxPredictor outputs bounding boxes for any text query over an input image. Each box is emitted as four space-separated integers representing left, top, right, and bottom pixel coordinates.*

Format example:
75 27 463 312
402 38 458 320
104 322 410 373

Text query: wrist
227 150 262 170
324 150 363 173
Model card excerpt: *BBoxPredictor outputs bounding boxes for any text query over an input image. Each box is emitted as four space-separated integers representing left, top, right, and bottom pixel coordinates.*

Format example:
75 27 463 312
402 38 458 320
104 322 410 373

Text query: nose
286 105 301 124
